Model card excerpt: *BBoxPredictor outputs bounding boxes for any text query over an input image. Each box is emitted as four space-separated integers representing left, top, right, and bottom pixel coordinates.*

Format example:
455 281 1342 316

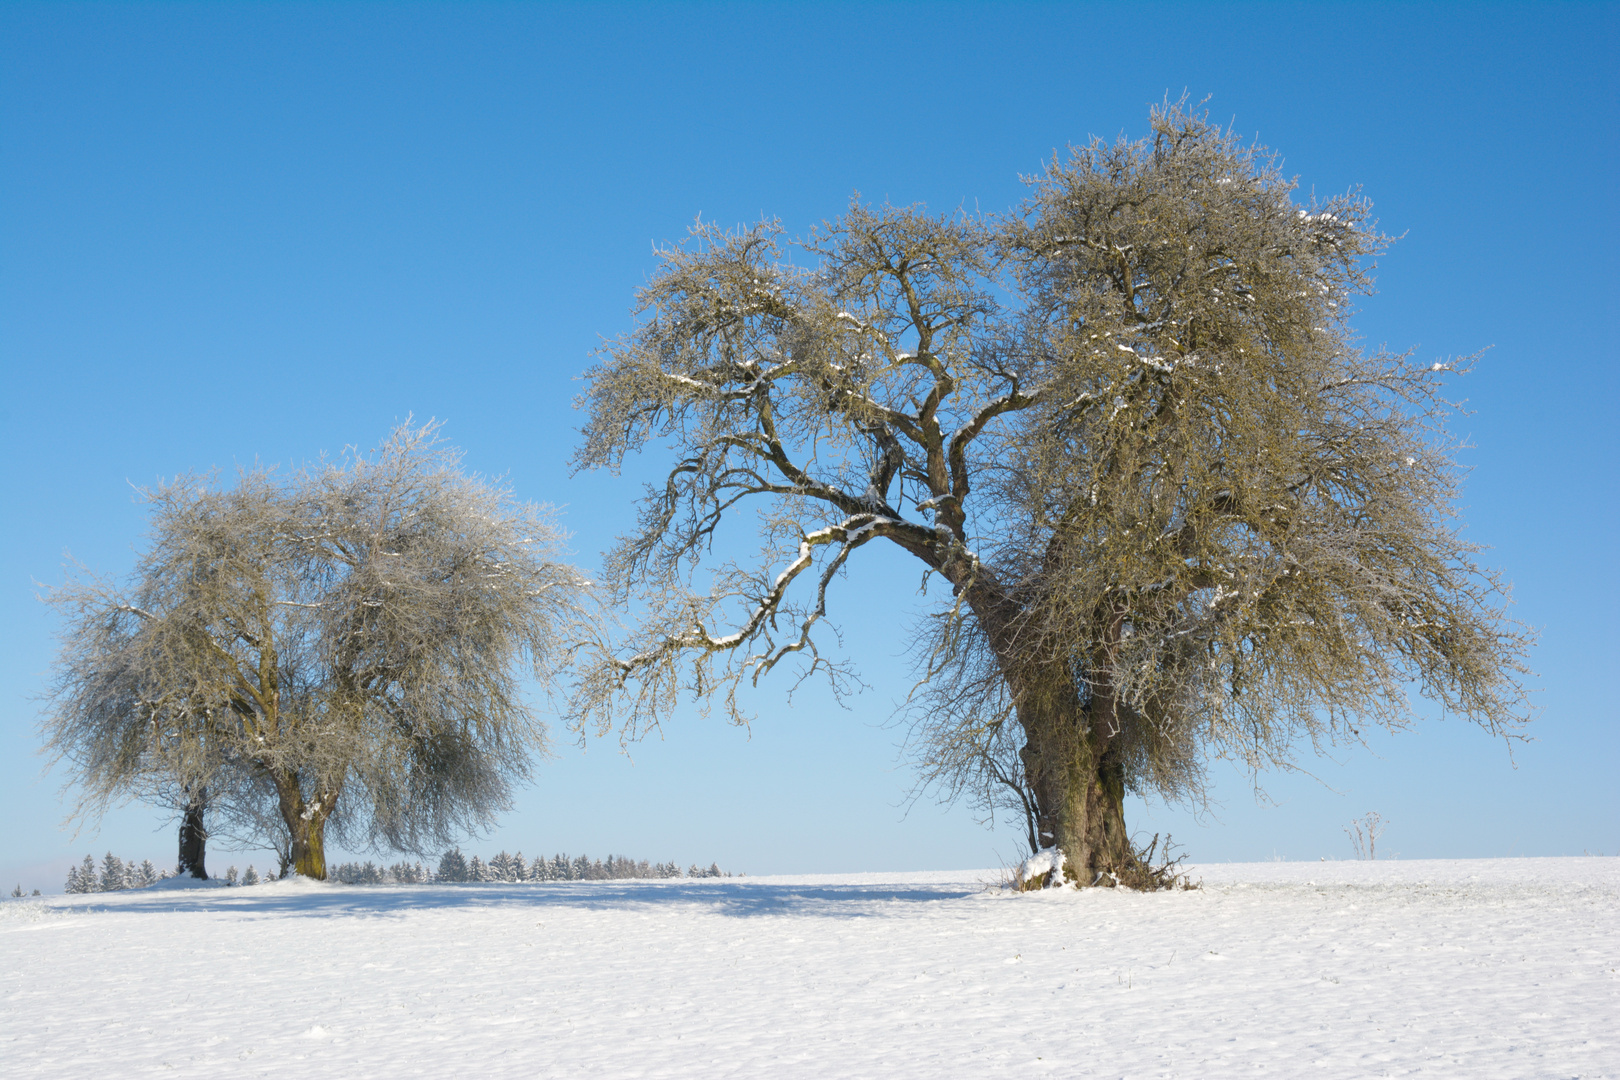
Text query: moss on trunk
271 769 337 881
1013 665 1136 887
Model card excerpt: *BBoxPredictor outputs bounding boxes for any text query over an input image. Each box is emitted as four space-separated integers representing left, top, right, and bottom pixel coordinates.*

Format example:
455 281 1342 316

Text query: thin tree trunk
177 786 209 879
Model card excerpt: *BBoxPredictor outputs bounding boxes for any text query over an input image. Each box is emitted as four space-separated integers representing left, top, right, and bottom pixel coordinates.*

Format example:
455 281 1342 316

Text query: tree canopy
571 103 1534 886
42 423 591 879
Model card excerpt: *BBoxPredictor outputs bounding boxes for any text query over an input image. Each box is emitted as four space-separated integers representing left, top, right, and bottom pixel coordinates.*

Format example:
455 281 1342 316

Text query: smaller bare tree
1345 811 1387 860
41 422 592 879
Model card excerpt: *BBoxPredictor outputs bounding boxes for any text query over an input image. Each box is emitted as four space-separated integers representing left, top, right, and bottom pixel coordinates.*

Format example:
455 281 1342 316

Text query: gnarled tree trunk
1006 662 1135 887
963 570 1140 889
1021 733 1133 886
973 588 1137 887
271 770 338 880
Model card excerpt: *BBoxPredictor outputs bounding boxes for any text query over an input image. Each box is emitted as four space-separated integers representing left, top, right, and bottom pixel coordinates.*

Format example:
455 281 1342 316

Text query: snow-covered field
2 857 1614 1078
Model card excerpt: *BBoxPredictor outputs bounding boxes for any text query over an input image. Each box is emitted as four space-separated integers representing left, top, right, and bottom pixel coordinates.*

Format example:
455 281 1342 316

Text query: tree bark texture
1008 665 1133 886
955 584 1136 886
272 771 337 880
176 786 208 879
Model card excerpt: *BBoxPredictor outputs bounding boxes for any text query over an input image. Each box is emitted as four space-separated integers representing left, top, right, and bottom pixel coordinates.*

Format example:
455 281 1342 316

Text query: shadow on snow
77 878 990 921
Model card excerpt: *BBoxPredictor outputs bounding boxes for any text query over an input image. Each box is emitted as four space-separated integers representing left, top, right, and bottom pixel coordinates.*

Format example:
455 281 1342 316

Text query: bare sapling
1346 812 1387 860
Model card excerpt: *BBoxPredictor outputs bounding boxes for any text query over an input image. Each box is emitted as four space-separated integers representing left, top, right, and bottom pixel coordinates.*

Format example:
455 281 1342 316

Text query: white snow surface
3 857 1615 1077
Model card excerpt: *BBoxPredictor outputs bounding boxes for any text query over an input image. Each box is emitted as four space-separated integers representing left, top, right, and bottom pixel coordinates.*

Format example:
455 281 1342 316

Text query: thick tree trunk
288 809 331 880
271 770 337 880
1010 665 1135 887
177 786 208 879
962 588 1137 888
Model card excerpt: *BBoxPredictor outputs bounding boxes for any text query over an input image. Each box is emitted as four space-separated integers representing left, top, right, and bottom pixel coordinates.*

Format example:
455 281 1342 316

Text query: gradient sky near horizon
3 2 1615 891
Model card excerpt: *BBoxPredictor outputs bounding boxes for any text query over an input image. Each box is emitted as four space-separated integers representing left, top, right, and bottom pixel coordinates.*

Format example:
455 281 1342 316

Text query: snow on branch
574 512 932 738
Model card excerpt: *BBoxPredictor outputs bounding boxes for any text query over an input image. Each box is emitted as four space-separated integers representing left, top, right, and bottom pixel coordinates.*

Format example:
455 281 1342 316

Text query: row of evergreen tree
60 849 731 892
329 850 728 884
328 861 433 884
63 853 267 892
65 853 170 892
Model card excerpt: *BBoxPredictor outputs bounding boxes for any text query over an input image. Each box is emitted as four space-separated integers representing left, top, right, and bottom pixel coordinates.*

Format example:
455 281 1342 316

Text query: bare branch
574 102 1535 885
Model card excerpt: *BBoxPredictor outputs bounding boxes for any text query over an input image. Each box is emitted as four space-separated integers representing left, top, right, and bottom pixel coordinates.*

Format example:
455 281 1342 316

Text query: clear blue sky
3 1 1615 890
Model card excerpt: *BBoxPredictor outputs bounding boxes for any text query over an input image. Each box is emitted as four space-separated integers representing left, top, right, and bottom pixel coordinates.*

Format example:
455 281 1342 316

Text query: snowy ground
2 858 1615 1078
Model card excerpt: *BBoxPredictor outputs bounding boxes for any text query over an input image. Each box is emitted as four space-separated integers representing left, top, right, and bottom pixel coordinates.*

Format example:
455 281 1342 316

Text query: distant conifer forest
49 849 732 893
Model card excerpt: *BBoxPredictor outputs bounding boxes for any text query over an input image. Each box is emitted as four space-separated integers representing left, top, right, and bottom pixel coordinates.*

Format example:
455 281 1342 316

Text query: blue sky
2 1 1615 890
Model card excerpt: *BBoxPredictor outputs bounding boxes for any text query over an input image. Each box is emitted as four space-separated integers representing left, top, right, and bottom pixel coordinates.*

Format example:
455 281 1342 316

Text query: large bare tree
571 103 1534 886
42 423 590 879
